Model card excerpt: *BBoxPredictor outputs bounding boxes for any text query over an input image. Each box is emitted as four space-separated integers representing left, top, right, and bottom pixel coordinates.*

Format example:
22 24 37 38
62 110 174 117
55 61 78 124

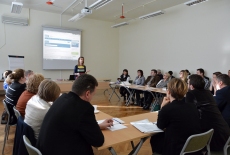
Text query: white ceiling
0 0 188 22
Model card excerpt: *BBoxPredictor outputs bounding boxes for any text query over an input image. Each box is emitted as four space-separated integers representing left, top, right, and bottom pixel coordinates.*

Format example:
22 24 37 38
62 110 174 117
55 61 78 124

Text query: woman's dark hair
185 69 191 75
78 56 84 65
123 69 128 75
188 74 205 89
6 69 25 84
168 71 173 76
137 70 143 77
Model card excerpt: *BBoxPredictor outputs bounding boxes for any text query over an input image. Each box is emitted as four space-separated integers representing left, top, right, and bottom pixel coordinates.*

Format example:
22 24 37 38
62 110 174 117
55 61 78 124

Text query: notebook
130 119 163 133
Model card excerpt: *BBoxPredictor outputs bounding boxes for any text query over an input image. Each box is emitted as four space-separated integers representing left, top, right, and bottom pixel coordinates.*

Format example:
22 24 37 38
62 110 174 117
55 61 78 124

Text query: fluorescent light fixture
139 10 164 20
11 2 23 14
89 0 112 10
68 13 86 22
111 22 128 28
184 0 208 6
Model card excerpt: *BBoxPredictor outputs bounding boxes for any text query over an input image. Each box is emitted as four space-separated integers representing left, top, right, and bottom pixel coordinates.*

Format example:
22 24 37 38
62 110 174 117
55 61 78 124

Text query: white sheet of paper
108 124 127 131
130 119 163 133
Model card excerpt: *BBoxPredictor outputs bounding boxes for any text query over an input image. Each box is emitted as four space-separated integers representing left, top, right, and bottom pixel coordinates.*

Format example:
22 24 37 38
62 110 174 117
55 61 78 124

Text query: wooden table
109 84 166 106
0 80 5 94
96 111 159 155
55 80 111 92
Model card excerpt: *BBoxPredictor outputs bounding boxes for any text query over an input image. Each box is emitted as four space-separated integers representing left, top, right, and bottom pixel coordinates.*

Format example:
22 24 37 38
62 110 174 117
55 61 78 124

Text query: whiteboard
8 55 25 71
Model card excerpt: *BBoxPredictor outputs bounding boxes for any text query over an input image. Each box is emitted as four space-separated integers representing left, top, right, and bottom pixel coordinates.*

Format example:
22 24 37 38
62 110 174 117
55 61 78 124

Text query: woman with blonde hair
156 73 171 88
16 73 44 117
150 78 201 155
179 70 188 83
24 80 61 139
5 69 26 124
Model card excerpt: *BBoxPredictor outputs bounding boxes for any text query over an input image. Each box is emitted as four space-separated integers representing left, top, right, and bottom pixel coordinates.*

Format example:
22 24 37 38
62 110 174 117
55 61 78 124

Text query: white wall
119 0 230 79
0 4 119 81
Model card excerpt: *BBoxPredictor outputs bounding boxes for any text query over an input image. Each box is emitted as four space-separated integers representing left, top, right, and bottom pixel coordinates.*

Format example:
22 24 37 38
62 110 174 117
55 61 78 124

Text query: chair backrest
180 129 214 155
13 106 21 119
224 136 230 155
23 135 42 155
3 99 10 115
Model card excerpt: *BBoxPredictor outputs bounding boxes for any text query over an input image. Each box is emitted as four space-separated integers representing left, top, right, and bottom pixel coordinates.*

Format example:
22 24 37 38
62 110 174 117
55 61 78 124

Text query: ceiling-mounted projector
81 7 92 14
11 2 23 14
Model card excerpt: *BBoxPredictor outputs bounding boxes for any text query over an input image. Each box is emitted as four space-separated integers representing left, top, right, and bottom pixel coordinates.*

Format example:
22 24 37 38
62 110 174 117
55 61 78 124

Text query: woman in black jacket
150 78 201 155
119 69 130 101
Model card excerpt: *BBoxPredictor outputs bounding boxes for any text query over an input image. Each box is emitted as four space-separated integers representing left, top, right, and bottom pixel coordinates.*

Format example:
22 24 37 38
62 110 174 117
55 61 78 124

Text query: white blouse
24 95 51 139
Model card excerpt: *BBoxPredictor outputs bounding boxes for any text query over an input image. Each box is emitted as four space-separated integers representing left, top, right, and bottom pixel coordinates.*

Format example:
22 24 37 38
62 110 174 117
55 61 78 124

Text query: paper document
97 118 127 131
130 119 163 133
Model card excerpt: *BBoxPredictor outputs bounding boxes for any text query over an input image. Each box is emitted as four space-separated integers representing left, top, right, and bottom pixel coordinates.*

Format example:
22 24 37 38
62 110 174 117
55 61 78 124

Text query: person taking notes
36 74 113 155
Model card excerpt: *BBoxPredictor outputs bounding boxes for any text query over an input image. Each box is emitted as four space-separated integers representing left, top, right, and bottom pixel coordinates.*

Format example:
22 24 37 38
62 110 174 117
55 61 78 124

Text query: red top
16 90 35 117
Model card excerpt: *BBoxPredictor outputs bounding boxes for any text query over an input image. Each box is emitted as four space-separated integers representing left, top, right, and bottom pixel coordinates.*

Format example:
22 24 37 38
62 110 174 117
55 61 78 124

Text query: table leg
104 89 110 95
128 137 150 155
108 84 120 101
108 147 117 155
108 84 116 101
125 89 135 106
131 141 135 149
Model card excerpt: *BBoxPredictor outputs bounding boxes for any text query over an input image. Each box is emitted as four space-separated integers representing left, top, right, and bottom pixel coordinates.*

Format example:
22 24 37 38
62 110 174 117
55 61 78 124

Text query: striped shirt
5 82 26 106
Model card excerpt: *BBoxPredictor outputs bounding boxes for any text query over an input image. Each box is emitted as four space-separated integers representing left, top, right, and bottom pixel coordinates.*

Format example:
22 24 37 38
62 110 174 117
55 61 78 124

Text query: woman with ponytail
5 68 26 124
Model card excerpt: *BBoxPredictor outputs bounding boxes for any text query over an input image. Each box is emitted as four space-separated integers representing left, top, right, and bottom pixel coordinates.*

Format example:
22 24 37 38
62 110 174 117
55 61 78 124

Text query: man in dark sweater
186 74 230 151
214 74 230 127
36 74 113 155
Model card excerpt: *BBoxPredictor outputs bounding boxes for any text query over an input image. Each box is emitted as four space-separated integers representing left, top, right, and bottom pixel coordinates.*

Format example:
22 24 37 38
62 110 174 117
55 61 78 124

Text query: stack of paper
97 118 127 131
130 119 163 133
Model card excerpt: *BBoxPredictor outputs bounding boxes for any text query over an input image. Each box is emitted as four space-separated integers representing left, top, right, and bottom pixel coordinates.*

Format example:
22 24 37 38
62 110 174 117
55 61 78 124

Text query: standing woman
5 69 26 124
74 57 90 79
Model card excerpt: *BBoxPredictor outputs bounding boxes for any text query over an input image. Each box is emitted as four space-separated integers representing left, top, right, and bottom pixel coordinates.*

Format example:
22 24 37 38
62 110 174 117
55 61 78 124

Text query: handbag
1 109 8 124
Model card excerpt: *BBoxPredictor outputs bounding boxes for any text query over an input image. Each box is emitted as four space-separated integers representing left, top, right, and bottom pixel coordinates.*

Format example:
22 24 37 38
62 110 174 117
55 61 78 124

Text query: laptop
69 75 75 81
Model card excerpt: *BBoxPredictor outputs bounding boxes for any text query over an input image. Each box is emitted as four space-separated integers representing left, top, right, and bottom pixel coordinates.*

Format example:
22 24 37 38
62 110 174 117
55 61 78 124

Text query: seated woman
24 80 61 139
156 73 170 88
179 70 188 83
16 73 44 117
128 70 145 104
5 69 26 125
119 69 130 101
150 78 201 155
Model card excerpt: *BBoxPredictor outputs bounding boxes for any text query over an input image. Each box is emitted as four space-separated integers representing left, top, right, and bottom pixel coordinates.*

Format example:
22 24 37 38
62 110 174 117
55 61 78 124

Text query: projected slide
43 30 80 60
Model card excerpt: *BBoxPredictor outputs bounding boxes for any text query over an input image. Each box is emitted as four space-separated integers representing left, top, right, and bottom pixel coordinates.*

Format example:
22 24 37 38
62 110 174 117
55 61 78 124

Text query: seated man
157 69 163 79
197 68 210 90
142 69 160 110
186 74 230 151
36 74 113 155
215 74 230 127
